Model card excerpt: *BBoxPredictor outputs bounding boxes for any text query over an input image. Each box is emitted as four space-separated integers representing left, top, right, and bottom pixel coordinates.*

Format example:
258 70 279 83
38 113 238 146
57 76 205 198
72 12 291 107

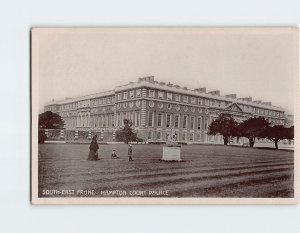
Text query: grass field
38 144 294 198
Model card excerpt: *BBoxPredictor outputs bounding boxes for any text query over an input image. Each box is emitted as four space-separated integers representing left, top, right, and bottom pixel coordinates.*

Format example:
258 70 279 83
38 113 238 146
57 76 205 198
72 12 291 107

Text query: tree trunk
224 136 229 145
249 137 255 147
274 140 278 149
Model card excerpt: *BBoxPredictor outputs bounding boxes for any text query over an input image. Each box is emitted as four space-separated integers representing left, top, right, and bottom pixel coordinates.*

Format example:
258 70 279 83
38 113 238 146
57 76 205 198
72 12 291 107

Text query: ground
38 144 294 198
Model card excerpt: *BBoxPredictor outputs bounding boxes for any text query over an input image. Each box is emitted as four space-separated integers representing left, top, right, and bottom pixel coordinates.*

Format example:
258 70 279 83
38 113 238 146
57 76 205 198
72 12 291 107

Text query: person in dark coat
88 135 99 160
128 144 134 161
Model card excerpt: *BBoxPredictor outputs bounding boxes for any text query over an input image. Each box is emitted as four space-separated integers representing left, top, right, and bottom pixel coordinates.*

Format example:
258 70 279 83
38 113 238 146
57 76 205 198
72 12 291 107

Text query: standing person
128 144 134 161
88 135 99 160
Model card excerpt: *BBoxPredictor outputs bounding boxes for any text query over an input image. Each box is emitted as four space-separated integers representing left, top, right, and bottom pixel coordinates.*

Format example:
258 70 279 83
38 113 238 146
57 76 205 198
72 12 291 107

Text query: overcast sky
36 28 298 114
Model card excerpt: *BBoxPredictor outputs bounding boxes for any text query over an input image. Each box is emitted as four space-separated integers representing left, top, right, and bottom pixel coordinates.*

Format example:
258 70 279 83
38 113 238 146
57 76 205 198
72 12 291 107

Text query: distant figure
88 135 99 160
128 144 134 161
111 149 119 159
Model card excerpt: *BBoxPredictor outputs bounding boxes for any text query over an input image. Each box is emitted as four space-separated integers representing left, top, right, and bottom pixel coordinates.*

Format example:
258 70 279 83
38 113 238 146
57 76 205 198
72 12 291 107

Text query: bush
47 129 61 140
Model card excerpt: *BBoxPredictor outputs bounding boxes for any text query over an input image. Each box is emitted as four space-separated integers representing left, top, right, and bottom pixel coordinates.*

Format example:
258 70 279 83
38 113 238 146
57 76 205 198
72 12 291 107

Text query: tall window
204 117 209 130
166 114 171 128
148 132 152 140
122 112 127 125
183 116 187 128
182 133 186 141
135 111 140 126
130 112 134 123
158 91 164 99
167 93 172 100
123 92 128 100
148 112 154 126
157 113 163 127
111 114 114 127
117 113 121 126
149 90 155 98
183 96 188 103
174 115 179 128
129 90 134 98
157 131 162 140
198 98 203 105
136 89 141 97
191 97 196 104
197 117 202 130
190 116 195 129
175 94 180 102
205 99 209 106
189 133 194 141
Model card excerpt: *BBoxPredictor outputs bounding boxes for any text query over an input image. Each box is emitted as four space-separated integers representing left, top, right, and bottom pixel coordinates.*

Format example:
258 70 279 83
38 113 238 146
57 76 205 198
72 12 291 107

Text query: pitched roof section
224 103 243 112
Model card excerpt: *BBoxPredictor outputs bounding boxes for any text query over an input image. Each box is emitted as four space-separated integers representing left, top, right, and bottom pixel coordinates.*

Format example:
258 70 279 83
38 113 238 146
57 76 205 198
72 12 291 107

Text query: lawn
38 144 294 198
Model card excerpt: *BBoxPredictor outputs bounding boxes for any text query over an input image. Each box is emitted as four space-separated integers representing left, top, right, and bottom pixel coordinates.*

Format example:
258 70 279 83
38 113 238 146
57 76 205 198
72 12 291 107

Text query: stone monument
162 128 182 161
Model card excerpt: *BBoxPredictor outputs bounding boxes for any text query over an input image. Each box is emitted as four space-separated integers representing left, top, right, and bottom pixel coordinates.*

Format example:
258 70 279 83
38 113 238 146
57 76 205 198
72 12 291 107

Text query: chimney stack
208 90 220 96
194 87 206 93
237 97 252 102
225 94 237 99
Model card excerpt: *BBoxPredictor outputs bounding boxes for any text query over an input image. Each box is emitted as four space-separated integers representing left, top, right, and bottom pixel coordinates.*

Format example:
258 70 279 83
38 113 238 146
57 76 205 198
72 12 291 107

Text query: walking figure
111 149 120 159
128 144 134 161
88 135 99 160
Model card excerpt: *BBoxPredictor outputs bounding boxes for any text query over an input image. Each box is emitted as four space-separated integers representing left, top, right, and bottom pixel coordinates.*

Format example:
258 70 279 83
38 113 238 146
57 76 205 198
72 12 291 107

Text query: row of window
90 96 115 106
116 111 140 127
45 105 57 111
117 89 142 100
115 89 283 117
90 114 115 128
148 112 209 130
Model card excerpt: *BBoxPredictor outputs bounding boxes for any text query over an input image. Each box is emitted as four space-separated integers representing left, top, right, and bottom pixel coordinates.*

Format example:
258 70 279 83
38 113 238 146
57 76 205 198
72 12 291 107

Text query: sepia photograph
31 27 298 204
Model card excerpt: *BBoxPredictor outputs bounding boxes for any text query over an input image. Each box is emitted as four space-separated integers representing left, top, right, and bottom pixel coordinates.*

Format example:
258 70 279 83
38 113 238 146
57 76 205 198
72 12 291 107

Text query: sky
36 28 298 114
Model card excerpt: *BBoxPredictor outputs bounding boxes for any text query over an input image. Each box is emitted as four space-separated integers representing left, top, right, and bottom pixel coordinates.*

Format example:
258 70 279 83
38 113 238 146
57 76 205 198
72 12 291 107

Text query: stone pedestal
162 146 182 161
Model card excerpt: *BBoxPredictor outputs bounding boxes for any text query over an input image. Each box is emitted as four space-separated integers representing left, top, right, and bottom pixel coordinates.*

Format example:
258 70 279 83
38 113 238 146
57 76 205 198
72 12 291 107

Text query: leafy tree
265 125 289 149
115 119 137 144
286 126 294 142
39 111 65 129
208 113 238 145
239 117 270 147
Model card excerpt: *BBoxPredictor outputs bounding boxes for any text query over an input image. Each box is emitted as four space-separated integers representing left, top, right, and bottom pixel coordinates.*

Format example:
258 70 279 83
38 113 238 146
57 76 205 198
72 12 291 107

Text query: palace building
44 76 286 143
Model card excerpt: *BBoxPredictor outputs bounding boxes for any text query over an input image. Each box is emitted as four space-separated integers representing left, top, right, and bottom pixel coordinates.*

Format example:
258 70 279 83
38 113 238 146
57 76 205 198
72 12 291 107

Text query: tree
39 111 65 129
38 129 47 144
115 119 138 144
286 126 294 142
208 113 238 145
265 125 289 149
239 117 270 147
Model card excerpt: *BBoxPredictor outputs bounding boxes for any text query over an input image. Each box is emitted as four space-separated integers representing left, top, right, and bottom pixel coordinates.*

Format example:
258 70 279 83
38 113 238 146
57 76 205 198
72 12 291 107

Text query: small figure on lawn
111 149 120 159
88 135 99 160
128 144 134 161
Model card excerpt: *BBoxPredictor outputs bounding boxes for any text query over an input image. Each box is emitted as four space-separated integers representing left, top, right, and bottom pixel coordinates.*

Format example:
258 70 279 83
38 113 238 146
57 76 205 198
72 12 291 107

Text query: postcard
31 27 299 204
